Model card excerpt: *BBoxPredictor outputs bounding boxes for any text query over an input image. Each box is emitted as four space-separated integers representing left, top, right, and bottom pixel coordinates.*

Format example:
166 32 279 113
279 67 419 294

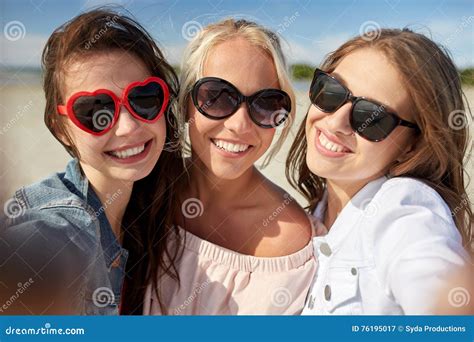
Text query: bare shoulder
253 180 312 257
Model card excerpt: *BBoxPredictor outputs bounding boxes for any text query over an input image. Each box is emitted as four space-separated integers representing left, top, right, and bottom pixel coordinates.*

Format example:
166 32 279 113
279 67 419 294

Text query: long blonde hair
178 18 295 167
286 28 473 252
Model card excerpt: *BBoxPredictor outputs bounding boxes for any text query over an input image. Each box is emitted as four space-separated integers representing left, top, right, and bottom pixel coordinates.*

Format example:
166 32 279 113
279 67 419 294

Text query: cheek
356 135 404 172
66 123 108 157
306 105 326 125
305 106 325 137
149 118 167 146
258 128 275 151
189 110 220 143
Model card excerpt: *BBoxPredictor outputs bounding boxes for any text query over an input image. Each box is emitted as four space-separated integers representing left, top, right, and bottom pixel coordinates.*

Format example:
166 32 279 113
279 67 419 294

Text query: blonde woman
144 19 316 315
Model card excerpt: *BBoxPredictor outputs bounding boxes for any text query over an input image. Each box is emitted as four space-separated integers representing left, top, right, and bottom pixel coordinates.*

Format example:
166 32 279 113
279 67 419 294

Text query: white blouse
302 176 470 315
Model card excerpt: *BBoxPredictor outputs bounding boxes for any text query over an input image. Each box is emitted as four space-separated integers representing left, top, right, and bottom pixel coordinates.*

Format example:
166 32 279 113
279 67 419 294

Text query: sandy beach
0 74 473 208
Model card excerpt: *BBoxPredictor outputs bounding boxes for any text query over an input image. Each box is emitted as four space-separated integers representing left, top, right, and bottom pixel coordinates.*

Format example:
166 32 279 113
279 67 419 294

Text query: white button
324 285 331 301
308 295 315 310
320 243 332 256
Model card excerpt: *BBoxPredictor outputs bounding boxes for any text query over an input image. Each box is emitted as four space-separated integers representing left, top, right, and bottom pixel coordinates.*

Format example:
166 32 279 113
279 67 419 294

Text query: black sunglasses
192 77 291 129
309 69 419 142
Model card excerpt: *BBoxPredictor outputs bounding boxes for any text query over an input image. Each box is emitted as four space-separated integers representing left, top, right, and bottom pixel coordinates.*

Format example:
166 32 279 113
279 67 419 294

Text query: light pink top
143 225 317 315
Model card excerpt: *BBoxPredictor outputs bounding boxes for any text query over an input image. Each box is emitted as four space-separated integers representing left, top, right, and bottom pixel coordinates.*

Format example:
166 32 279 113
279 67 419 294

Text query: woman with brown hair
286 28 472 314
1 8 183 315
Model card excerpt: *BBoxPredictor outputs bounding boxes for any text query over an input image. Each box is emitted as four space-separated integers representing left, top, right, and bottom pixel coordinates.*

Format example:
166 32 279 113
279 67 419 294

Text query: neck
187 156 259 207
80 163 133 244
324 179 367 228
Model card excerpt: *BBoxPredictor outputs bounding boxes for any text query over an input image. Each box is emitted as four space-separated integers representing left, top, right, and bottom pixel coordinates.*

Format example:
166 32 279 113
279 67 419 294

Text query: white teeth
318 132 347 153
109 144 145 159
212 139 250 153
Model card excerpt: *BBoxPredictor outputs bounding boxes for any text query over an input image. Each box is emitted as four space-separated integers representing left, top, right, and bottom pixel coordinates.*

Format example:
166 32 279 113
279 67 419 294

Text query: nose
325 102 353 136
113 104 141 136
223 102 254 134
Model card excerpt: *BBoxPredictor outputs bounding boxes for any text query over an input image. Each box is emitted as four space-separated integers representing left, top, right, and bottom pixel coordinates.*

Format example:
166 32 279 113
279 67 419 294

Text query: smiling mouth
317 130 353 153
211 138 253 154
105 139 152 159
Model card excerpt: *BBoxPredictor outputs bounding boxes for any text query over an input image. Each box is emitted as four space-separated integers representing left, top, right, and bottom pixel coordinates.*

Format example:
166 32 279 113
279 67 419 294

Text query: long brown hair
41 7 184 314
286 28 473 252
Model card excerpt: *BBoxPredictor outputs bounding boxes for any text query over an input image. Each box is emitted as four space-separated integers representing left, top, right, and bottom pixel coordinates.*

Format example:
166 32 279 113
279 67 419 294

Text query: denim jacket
0 159 128 315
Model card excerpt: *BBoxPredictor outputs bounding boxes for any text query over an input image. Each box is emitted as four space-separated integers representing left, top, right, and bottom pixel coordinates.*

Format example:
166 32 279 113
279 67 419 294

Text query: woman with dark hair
1 8 184 315
286 28 472 314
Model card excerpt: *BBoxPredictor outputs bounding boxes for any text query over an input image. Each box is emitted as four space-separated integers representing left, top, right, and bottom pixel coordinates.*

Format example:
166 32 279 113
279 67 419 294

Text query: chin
115 168 153 183
209 163 248 181
306 161 335 180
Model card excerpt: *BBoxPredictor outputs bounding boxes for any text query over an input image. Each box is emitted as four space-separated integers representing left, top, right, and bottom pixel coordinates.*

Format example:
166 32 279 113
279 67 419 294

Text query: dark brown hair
286 28 473 253
41 7 184 314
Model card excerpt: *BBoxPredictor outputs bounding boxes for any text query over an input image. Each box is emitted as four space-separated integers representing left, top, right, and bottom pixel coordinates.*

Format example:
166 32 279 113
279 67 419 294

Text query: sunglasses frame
57 76 170 136
310 69 418 142
191 77 291 129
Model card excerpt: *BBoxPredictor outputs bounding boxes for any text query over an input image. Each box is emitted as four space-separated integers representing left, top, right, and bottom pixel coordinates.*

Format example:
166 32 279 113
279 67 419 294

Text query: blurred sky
0 0 473 68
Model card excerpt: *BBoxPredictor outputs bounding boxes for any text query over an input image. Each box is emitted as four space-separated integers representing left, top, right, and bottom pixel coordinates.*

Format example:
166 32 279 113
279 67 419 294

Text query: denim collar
63 159 123 268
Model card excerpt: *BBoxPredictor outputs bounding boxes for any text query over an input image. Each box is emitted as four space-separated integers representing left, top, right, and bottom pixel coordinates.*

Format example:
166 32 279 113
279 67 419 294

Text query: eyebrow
328 71 399 114
329 71 347 86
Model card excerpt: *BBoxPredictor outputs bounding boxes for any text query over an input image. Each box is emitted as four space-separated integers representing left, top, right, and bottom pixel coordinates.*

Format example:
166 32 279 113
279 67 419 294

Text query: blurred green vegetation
1 65 473 86
290 64 314 80
288 65 474 86
460 68 474 86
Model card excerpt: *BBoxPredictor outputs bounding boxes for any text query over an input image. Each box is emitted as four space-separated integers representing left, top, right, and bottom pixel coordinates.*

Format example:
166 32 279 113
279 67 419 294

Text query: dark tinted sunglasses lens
351 100 398 141
73 94 115 132
250 91 291 127
196 80 239 118
128 82 164 120
310 73 347 112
